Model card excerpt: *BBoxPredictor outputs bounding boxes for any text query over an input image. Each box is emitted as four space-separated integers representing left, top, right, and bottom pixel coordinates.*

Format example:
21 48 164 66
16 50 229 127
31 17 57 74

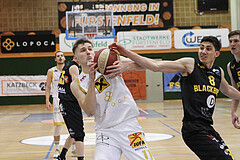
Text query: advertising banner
58 1 173 33
1 35 56 53
117 30 171 50
164 72 181 92
122 70 146 99
59 33 114 52
174 28 229 49
0 76 47 96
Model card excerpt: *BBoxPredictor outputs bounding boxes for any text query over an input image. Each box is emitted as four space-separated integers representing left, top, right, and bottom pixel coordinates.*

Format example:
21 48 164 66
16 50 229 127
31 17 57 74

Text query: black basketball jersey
58 60 80 102
229 58 240 91
181 58 221 125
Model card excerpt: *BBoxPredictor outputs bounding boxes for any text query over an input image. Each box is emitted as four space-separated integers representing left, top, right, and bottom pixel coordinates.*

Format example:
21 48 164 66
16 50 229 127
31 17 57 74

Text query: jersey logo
59 71 65 85
231 64 235 69
95 76 109 93
212 69 220 76
128 132 146 148
64 76 69 83
198 63 205 69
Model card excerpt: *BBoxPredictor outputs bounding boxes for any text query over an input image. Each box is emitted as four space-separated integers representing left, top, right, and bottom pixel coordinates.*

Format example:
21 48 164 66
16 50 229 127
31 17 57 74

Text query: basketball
94 48 119 75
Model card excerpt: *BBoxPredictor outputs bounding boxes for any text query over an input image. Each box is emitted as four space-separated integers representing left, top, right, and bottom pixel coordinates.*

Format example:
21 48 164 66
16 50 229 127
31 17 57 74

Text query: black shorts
59 100 85 142
182 122 234 160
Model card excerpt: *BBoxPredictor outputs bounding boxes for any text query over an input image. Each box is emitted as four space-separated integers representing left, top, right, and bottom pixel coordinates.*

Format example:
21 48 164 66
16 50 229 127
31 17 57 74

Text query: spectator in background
57 43 85 160
45 51 76 158
227 30 240 129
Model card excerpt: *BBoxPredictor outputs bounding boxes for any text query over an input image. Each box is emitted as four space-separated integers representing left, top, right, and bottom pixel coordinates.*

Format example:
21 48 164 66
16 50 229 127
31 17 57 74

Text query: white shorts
53 97 65 125
94 118 155 160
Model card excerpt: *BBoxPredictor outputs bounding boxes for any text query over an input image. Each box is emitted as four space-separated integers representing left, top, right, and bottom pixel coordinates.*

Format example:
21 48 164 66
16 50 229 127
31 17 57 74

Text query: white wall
231 0 240 30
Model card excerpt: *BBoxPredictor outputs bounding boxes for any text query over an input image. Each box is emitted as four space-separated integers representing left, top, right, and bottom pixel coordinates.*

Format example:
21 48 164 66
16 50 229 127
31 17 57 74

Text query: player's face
75 42 94 66
229 35 240 55
198 42 219 66
55 52 65 64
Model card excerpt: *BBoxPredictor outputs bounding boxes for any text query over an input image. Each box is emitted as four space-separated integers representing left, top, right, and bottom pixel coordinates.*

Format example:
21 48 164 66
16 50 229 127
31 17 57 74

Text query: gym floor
0 98 239 160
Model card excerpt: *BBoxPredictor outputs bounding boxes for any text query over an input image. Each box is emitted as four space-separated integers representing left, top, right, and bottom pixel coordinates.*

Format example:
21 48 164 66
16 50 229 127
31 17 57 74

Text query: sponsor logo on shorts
96 133 109 145
128 132 146 149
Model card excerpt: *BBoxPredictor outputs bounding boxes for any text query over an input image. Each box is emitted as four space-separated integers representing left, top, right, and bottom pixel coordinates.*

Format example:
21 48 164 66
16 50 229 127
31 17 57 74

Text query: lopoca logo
2 38 15 51
1 35 56 53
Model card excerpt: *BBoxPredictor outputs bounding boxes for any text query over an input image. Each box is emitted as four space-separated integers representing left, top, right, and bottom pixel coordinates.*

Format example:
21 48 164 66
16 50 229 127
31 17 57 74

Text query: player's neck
234 54 240 63
56 63 64 71
81 65 89 74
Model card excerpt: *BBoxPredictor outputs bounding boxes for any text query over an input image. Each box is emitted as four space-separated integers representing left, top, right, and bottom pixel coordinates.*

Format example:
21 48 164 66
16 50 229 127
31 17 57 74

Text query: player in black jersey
109 36 240 159
227 30 240 129
57 39 93 160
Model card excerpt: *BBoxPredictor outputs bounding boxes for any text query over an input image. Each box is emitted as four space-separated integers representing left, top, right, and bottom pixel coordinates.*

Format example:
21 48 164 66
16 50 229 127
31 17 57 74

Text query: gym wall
0 0 232 105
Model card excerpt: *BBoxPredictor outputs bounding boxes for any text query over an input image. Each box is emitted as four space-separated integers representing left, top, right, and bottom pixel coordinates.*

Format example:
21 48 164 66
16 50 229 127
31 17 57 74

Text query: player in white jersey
70 39 154 160
45 51 76 158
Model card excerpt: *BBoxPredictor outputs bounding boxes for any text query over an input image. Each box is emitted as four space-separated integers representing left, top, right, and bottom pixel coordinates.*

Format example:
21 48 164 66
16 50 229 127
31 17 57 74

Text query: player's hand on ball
87 61 97 80
108 43 127 57
106 60 121 79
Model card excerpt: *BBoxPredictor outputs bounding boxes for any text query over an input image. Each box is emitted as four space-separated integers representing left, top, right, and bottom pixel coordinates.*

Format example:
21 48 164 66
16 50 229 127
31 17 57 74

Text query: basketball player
57 45 85 160
227 30 240 129
70 38 154 160
45 51 76 158
109 36 240 159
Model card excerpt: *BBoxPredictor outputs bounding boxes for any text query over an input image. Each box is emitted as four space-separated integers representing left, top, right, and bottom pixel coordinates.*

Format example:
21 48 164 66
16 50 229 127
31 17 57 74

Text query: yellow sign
95 76 109 93
128 132 146 148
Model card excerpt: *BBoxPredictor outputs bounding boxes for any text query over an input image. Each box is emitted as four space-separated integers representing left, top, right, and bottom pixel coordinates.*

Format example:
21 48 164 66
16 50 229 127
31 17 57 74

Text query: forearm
83 80 96 116
45 87 51 103
122 58 145 71
224 85 240 101
232 99 239 114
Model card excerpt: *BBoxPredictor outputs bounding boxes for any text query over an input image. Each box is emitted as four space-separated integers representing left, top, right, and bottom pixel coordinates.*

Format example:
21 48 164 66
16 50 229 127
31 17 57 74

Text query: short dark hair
72 38 93 54
200 36 221 51
228 30 240 39
55 51 64 57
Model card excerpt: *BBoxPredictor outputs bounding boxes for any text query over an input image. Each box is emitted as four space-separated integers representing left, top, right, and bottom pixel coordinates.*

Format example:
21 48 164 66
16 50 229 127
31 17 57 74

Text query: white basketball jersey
77 71 140 130
51 66 62 98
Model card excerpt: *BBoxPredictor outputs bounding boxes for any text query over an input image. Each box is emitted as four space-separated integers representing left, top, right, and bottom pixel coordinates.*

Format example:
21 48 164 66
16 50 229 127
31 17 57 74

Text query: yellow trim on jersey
82 70 89 74
54 122 65 125
51 68 54 81
77 77 87 94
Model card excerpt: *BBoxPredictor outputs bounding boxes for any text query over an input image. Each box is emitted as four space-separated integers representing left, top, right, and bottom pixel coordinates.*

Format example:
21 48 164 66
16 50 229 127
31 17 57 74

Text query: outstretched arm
106 56 145 79
227 63 240 129
109 43 191 74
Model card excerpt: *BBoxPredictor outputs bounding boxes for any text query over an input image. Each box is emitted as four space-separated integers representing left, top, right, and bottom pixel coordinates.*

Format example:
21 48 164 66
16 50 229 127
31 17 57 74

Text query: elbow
151 63 163 72
152 68 159 72
83 105 96 117
86 110 95 117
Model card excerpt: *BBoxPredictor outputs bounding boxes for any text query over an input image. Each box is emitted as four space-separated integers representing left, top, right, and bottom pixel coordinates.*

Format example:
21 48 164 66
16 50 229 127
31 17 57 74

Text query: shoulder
177 57 195 74
47 67 53 74
177 57 195 64
227 61 231 69
219 67 225 77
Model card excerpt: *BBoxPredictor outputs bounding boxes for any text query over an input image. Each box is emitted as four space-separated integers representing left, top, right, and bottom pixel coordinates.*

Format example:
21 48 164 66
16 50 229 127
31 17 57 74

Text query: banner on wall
59 33 114 52
164 72 181 92
1 35 56 53
122 70 146 99
58 1 173 33
117 30 171 50
0 76 47 96
174 28 229 49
